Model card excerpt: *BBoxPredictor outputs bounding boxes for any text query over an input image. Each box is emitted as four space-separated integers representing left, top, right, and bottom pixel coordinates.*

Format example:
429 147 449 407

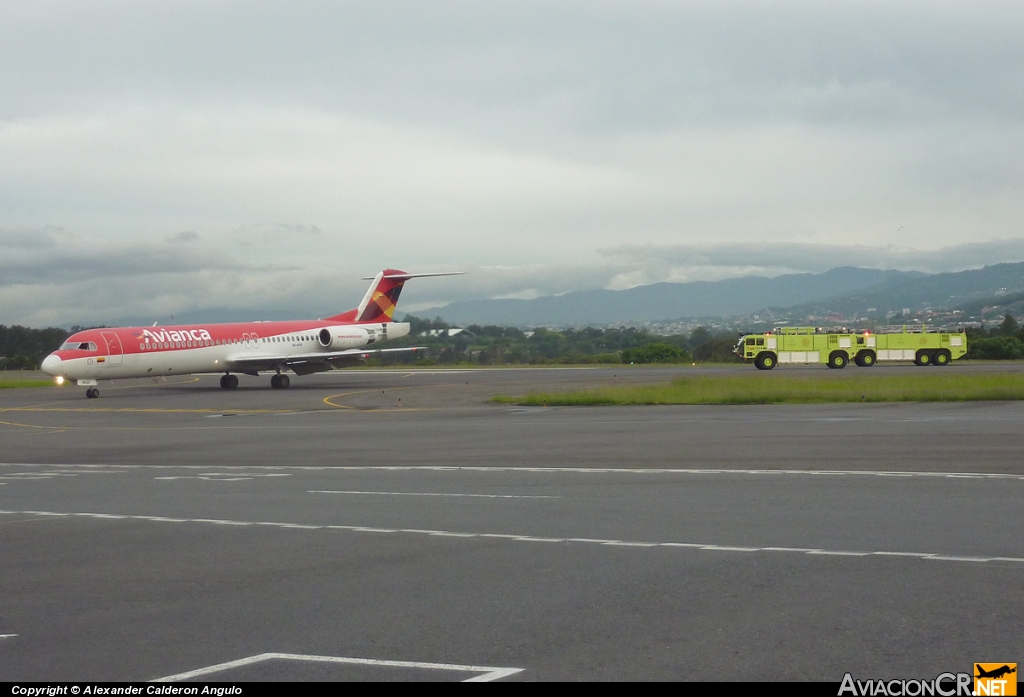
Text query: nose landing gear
270 373 290 389
85 388 99 399
219 374 239 389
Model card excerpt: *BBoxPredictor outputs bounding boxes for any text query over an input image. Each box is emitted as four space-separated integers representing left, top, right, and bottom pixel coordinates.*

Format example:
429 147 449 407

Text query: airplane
975 665 1017 680
40 269 459 398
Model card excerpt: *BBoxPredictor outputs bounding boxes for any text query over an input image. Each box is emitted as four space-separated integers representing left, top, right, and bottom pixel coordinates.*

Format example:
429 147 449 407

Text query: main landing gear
219 372 291 389
85 388 99 399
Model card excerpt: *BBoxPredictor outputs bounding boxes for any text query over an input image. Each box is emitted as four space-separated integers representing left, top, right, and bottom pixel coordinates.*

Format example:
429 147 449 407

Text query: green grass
0 378 54 389
493 372 1024 405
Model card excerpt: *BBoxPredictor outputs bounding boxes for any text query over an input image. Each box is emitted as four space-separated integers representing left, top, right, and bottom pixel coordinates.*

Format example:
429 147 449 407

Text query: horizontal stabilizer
326 269 463 323
361 272 464 280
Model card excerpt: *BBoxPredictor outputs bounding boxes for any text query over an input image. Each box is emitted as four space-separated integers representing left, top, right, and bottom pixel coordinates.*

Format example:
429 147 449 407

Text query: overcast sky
2 1 1023 326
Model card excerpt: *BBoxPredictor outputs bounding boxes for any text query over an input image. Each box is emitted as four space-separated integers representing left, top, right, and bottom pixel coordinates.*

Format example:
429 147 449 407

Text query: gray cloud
230 223 323 240
166 230 200 244
0 227 245 287
2 3 1024 325
602 239 1024 280
0 262 375 328
0 226 63 249
3 2 1023 135
5 235 1024 327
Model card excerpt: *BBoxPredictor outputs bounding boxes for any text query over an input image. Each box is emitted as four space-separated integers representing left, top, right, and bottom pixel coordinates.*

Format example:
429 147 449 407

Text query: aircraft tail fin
326 269 462 323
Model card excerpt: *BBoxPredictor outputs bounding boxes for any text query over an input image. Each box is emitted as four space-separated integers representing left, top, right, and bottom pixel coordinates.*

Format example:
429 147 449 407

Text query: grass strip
0 379 54 389
493 372 1024 405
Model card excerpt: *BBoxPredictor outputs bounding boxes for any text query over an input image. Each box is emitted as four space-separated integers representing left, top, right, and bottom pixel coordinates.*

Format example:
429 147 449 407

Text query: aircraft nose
41 354 62 375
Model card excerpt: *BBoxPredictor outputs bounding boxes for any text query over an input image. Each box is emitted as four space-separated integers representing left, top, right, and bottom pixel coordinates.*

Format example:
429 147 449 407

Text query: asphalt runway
1 365 1022 681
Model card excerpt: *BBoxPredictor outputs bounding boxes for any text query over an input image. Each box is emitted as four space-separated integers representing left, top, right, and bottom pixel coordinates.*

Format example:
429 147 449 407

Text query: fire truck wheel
828 352 848 369
914 350 932 366
856 351 876 367
934 350 951 366
755 353 776 370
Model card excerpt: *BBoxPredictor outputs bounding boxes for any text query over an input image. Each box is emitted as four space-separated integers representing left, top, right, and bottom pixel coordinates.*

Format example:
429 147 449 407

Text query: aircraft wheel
86 388 99 399
222 374 238 389
828 352 848 369
934 350 951 366
279 374 290 389
271 374 290 389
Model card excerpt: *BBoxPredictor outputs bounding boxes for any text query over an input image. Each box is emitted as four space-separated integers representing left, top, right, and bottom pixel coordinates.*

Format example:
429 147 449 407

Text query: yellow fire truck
734 327 968 370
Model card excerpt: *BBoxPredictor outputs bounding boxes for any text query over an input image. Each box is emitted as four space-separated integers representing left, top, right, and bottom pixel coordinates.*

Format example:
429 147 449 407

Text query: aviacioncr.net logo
839 673 973 697
974 664 1017 696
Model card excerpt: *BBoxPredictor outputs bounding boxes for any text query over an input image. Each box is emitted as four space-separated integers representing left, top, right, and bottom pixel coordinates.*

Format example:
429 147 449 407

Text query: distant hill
776 262 1024 318
416 267 921 326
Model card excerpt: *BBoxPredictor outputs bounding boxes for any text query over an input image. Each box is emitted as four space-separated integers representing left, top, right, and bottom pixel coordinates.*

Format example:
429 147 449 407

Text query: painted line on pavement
2 462 1024 480
309 490 560 499
2 509 1020 566
153 652 523 682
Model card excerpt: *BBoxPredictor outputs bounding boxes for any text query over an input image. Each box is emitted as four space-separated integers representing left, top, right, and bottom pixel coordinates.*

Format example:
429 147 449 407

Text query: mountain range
415 262 1024 326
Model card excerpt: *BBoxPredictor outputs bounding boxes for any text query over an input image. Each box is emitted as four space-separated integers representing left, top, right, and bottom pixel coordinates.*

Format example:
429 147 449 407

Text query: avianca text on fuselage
40 269 460 398
142 327 213 343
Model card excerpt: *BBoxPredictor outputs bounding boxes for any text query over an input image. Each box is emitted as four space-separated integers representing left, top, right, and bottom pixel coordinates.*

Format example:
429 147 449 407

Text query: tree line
377 317 741 366
0 325 72 370
964 314 1024 360
3 316 1020 369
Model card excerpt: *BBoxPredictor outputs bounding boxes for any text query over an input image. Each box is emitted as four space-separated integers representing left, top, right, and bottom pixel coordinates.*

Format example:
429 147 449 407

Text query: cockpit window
59 341 97 351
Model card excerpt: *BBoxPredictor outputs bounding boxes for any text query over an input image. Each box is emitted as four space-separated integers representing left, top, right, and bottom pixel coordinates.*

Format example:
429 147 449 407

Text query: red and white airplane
41 269 458 398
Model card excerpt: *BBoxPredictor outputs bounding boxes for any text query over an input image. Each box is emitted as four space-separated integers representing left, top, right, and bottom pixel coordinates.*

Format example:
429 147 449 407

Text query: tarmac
1 364 1022 681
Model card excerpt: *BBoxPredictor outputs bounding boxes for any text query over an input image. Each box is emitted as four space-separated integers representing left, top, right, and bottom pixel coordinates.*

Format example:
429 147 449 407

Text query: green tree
1000 313 1019 336
968 336 1024 360
692 337 743 363
689 326 712 346
621 342 691 364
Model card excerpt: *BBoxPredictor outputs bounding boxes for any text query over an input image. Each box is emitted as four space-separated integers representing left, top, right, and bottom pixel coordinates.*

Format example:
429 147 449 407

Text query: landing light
55 376 65 386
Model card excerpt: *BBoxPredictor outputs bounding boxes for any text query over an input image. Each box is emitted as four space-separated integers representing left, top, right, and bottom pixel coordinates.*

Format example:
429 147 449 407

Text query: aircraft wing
225 347 429 375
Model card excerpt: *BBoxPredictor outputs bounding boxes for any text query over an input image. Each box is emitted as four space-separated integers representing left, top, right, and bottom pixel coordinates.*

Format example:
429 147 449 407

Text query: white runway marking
155 476 253 481
152 652 523 682
3 462 1024 480
0 634 17 639
0 469 123 480
3 509 1021 566
155 473 292 481
309 490 560 499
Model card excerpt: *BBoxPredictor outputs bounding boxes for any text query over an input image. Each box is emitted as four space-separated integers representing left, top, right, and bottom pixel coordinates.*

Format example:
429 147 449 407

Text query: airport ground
1 364 1022 681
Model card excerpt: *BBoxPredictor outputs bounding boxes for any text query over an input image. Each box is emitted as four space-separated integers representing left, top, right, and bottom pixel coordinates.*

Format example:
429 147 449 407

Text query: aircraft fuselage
41 320 410 381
